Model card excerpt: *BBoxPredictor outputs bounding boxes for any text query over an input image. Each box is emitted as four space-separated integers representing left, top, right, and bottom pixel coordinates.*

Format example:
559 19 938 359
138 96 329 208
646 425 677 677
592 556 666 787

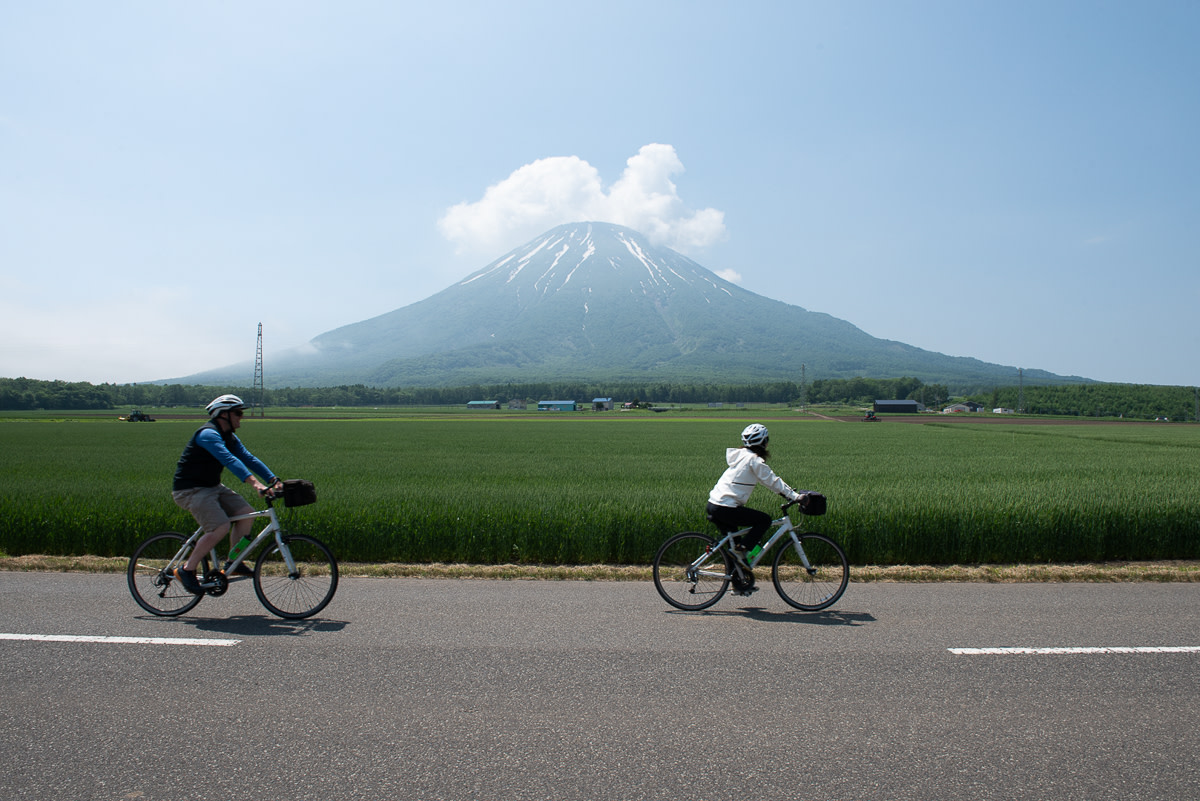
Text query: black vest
173 422 237 491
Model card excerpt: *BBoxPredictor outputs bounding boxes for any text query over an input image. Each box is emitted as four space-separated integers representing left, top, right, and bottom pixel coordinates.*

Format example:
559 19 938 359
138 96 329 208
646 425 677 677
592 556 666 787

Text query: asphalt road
1 573 1198 801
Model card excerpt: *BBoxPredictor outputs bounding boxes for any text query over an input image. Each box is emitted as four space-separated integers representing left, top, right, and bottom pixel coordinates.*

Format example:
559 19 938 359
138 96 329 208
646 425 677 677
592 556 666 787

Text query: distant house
508 399 526 410
873 400 925 414
538 400 577 412
943 402 983 414
993 407 1015 414
592 397 614 411
467 400 500 410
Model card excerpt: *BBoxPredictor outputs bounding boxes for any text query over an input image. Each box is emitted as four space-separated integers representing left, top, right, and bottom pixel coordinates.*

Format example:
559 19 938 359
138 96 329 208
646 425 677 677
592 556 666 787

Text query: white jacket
708 448 803 508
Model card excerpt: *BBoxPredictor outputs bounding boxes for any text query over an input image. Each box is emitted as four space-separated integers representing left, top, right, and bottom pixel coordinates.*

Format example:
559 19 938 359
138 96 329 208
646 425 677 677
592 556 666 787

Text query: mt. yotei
178 222 1082 389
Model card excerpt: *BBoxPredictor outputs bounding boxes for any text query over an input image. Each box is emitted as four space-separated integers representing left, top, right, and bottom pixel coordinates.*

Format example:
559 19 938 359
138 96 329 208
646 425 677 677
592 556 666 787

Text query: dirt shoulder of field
833 414 1177 425
3 555 1199 582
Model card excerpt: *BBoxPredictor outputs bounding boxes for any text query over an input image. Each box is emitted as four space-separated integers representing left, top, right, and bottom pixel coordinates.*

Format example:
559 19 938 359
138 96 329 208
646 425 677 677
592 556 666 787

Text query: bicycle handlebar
259 478 285 502
783 491 827 516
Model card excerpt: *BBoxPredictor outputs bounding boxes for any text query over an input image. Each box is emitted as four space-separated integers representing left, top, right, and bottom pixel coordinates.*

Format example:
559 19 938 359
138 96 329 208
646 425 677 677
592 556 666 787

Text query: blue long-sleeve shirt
173 422 275 490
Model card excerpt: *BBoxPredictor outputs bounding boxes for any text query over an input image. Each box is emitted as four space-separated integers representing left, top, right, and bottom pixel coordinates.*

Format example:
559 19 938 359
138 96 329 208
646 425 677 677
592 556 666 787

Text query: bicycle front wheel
653 531 730 611
127 532 207 616
253 534 339 619
772 533 849 611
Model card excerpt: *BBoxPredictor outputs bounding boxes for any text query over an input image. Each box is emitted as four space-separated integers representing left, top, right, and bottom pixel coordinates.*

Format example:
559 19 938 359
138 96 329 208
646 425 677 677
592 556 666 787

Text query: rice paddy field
1 411 1198 566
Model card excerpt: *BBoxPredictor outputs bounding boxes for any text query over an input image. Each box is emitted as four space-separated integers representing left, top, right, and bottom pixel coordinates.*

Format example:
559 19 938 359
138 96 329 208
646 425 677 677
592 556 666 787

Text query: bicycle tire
127 532 208 616
771 532 849 611
253 533 339 619
653 531 730 611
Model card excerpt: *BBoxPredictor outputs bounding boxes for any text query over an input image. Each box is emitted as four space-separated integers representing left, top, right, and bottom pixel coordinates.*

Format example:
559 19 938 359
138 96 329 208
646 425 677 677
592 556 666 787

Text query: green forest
1 375 1196 421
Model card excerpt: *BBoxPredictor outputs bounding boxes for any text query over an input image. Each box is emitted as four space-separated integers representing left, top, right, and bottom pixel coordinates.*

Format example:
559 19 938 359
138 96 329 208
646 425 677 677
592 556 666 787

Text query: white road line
0 633 240 647
949 646 1200 655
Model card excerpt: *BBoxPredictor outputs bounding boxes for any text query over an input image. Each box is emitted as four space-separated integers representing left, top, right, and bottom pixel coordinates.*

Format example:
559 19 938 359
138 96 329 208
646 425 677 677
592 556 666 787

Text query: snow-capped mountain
183 222 1071 388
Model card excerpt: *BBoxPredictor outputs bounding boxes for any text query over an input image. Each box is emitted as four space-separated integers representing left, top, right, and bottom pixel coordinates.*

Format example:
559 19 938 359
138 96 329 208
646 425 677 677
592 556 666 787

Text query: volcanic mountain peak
177 221 1084 390
454 222 737 307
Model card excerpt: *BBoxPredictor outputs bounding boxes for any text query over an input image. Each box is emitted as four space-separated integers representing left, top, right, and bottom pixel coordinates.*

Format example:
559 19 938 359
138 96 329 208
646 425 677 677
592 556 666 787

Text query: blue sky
2 1 1197 387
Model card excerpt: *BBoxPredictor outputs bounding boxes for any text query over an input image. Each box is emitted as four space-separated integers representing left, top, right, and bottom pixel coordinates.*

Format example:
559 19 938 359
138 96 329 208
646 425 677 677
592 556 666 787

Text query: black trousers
705 502 771 549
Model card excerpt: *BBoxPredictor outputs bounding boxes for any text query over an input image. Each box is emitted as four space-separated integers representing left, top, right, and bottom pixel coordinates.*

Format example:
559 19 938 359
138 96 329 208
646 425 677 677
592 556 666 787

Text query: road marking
0 633 240 647
949 646 1200 655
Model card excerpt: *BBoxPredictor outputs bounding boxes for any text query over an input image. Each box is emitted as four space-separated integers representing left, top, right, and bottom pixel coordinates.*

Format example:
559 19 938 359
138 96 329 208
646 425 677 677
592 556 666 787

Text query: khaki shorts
172 485 254 534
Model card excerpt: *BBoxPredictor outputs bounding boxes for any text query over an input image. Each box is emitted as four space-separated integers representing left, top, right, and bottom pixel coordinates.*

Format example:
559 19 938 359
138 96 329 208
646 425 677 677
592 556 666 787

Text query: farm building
943 402 983 414
507 399 526 410
538 400 577 412
873 400 925 414
592 397 614 411
467 400 500 410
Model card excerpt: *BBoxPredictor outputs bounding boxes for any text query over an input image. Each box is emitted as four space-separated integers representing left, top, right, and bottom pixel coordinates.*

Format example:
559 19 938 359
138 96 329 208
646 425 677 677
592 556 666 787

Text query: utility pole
799 364 807 409
1018 368 1024 414
253 323 265 417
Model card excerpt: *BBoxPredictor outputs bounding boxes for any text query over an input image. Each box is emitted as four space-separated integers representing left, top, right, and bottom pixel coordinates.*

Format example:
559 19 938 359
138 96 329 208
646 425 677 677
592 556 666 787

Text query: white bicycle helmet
741 423 769 448
205 394 246 418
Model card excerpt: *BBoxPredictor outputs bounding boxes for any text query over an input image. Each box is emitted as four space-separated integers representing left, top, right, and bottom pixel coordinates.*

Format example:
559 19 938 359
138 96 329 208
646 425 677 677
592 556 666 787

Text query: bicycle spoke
772 533 848 611
127 532 206 616
253 534 338 619
653 532 730 611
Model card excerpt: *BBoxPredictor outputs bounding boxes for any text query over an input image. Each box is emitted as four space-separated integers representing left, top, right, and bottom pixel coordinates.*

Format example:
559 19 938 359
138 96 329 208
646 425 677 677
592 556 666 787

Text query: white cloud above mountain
438 144 727 259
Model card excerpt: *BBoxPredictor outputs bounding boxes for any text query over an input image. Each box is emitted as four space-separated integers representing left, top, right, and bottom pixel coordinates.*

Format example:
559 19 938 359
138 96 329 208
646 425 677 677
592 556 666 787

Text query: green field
1 412 1198 565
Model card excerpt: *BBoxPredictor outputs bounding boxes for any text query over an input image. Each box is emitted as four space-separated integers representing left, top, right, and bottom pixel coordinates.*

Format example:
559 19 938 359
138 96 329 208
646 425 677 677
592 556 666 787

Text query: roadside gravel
2 554 1198 581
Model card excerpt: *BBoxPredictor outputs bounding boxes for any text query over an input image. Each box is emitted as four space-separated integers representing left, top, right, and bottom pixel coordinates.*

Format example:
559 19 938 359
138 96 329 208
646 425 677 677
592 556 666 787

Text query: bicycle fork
785 531 819 575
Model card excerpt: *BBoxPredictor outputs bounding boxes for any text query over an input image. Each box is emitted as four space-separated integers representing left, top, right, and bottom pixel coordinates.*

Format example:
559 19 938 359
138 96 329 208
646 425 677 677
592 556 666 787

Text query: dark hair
746 443 770 460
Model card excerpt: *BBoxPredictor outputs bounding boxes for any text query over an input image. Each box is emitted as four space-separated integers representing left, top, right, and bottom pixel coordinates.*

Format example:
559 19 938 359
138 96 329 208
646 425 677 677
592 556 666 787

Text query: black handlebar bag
799 492 827 516
282 479 317 507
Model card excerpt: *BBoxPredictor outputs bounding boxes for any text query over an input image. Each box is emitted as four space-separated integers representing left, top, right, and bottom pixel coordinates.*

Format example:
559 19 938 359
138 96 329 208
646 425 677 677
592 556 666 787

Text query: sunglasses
231 409 245 417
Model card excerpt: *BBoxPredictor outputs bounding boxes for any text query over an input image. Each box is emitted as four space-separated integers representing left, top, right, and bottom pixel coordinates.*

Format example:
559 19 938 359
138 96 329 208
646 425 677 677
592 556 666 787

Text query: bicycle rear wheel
127 532 207 616
253 534 339 619
771 533 849 611
653 531 730 611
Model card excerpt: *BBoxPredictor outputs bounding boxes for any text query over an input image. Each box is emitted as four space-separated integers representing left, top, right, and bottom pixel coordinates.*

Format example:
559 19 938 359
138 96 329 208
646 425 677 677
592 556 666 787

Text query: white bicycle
653 496 848 611
127 480 337 620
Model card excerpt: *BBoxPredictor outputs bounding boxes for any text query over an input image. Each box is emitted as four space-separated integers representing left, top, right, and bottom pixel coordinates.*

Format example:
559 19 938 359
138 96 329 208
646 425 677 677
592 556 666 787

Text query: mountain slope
182 222 1083 389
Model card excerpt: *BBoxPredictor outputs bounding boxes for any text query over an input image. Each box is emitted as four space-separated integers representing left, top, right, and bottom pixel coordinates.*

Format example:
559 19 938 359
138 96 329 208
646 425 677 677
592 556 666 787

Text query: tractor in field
119 409 155 422
863 410 879 422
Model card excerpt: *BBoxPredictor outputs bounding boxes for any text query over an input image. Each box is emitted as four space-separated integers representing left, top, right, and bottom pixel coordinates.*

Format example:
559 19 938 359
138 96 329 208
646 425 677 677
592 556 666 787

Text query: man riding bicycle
170 394 280 594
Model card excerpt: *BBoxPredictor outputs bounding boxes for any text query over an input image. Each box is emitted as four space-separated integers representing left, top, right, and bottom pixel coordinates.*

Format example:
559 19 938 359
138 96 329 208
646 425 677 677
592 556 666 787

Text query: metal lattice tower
252 323 264 417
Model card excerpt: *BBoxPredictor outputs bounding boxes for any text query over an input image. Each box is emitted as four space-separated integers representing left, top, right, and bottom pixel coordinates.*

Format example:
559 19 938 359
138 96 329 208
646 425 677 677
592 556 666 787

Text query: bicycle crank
201 570 229 596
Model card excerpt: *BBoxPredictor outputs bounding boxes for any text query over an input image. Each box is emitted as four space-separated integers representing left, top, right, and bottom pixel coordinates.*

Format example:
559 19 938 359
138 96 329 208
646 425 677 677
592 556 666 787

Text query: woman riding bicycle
706 424 809 573
170 394 280 594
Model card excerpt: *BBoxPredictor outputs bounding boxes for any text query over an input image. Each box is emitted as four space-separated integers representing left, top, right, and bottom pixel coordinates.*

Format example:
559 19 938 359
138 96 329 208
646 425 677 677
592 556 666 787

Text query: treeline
1 375 1195 420
0 376 942 410
982 384 1198 421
